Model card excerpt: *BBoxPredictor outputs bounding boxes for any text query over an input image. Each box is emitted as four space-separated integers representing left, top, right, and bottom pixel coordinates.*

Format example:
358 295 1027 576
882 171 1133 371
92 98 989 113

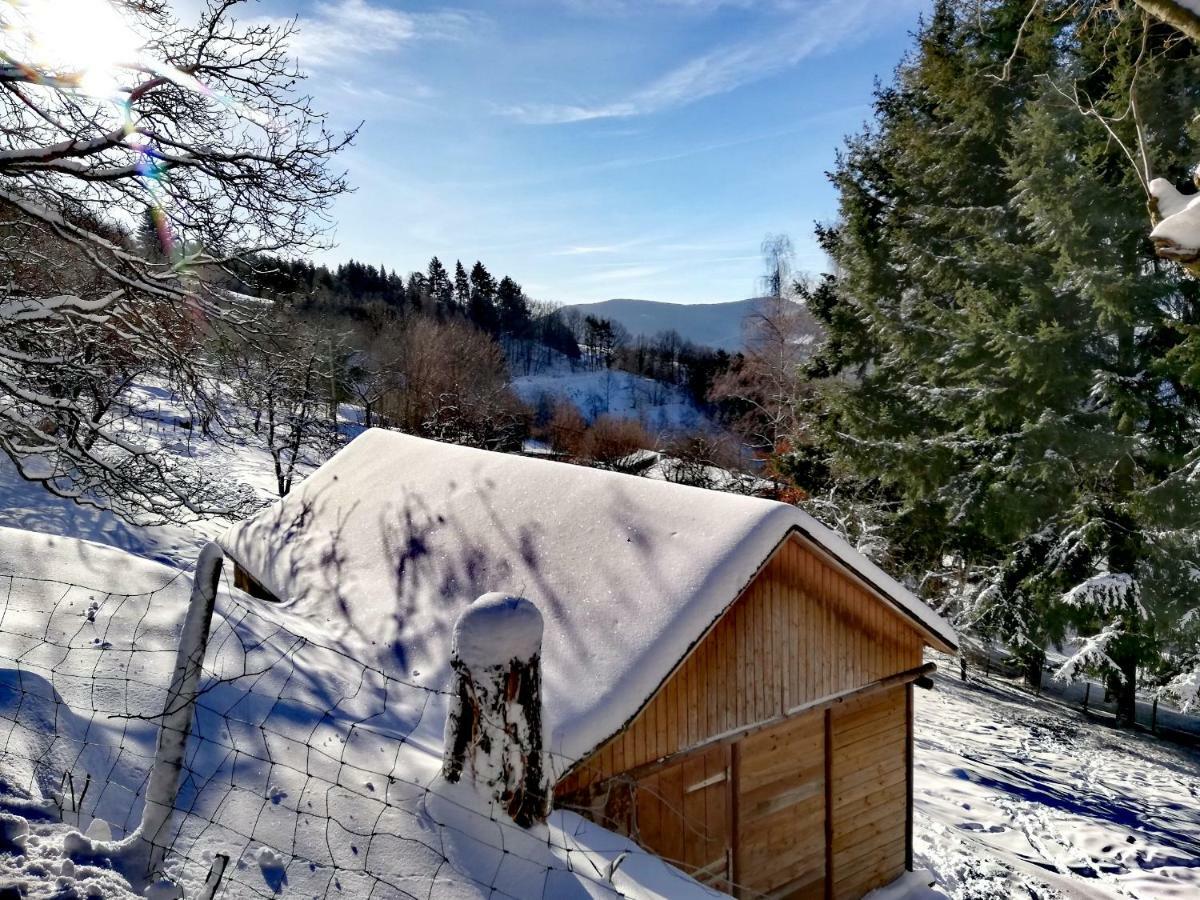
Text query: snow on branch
0 0 351 521
1134 1 1200 44
0 0 354 264
1061 572 1143 617
1053 623 1126 683
1165 665 1200 712
1149 178 1200 265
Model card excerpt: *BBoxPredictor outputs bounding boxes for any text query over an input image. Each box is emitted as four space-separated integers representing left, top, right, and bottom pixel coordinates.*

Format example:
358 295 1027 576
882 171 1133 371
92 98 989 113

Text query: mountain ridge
566 297 766 351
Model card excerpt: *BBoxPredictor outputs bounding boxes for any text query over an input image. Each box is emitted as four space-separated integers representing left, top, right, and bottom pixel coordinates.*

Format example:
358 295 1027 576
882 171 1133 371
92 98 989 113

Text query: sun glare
3 0 142 96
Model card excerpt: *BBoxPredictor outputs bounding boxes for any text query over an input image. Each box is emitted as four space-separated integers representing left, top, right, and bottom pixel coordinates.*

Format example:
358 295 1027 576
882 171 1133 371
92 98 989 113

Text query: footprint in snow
256 846 288 893
958 822 1007 833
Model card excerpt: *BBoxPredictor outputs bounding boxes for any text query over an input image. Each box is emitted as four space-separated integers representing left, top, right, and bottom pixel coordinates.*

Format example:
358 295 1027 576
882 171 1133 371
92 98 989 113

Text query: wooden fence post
1083 682 1090 715
66 543 225 888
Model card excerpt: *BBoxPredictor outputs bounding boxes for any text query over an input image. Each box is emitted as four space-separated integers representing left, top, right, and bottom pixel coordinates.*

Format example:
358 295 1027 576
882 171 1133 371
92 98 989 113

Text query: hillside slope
916 661 1200 898
513 366 710 431
2 388 1198 898
568 298 764 351
1 524 1196 898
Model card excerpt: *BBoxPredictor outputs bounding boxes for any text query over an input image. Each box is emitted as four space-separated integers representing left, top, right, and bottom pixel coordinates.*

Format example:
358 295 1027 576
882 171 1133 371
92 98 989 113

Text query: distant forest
212 253 785 489
233 253 746 423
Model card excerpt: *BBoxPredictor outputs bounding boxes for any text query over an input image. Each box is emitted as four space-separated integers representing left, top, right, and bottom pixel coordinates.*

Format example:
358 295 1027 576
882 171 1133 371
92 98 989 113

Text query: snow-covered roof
220 429 957 768
0 526 722 899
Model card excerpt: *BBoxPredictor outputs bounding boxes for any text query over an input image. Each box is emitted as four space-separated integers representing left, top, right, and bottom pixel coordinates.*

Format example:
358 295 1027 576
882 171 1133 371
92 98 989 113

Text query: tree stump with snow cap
442 593 550 827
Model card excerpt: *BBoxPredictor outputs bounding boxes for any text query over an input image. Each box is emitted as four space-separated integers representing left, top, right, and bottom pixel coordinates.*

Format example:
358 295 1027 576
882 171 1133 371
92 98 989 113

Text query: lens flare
2 0 274 270
1 0 141 96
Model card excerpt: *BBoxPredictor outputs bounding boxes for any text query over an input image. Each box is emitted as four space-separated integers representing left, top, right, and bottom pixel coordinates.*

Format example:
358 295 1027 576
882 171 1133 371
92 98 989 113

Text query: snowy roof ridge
220 429 956 767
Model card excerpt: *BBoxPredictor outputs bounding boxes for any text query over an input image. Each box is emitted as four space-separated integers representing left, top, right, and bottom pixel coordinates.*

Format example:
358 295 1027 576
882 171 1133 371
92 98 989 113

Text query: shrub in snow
442 593 550 828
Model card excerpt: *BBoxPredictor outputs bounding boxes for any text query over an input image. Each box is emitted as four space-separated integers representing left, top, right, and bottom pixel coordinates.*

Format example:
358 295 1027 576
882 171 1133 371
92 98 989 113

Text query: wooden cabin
220 429 956 900
555 535 944 898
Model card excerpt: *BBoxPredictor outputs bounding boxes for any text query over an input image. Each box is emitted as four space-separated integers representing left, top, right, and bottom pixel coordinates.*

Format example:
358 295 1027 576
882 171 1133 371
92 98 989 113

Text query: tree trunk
1023 647 1045 691
443 594 549 828
1111 656 1139 727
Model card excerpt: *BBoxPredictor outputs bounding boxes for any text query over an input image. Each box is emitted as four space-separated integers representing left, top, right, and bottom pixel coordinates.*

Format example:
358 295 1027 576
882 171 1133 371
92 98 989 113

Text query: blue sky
248 0 931 304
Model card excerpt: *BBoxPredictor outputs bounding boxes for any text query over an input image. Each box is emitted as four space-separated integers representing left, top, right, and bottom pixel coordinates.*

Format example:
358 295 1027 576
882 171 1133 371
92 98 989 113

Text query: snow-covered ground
615 448 775 495
2 381 1199 898
0 381 364 567
0 527 725 899
915 663 1200 899
513 367 709 432
2 526 1195 899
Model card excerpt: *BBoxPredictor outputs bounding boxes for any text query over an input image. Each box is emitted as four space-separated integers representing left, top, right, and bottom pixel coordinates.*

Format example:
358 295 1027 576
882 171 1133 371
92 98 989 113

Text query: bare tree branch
0 0 353 522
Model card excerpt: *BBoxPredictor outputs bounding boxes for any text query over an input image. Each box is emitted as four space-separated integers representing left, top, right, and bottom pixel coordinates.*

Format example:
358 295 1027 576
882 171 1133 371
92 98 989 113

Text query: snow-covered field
513 368 709 432
915 664 1200 899
0 381 364 567
0 382 249 565
1 382 1199 898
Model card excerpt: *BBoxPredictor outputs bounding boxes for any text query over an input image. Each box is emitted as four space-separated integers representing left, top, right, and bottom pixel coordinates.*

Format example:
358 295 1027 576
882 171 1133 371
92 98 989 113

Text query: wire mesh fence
957 643 1200 748
0 552 754 899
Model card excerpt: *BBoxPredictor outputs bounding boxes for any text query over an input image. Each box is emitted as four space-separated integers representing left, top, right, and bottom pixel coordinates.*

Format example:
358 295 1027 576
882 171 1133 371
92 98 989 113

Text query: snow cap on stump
453 593 544 667
443 593 550 827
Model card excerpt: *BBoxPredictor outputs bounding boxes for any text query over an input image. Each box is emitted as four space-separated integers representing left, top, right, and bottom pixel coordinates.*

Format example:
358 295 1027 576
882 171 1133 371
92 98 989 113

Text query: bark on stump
442 593 550 828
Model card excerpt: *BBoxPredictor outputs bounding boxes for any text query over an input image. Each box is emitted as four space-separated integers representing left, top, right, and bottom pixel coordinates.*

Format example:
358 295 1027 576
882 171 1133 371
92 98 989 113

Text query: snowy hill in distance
568 297 765 351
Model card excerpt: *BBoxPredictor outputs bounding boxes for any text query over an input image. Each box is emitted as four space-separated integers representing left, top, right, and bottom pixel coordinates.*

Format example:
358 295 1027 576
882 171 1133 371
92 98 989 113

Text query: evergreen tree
468 261 498 333
427 256 453 316
137 206 167 263
496 275 530 337
805 0 1200 719
406 272 429 314
385 269 406 307
454 260 471 311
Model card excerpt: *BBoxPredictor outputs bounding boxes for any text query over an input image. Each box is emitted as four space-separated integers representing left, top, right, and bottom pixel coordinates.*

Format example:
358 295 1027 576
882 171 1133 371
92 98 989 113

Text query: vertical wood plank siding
560 536 924 788
554 534 929 899
734 708 826 898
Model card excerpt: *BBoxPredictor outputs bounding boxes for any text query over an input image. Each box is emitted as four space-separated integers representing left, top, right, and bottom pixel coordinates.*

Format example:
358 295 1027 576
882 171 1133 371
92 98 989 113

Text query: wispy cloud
554 245 624 256
280 0 484 69
552 236 657 256
579 264 668 282
505 0 916 124
560 0 783 15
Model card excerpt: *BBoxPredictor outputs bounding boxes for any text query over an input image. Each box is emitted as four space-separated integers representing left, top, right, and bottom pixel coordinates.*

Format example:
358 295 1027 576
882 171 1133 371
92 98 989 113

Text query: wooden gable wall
558 534 925 789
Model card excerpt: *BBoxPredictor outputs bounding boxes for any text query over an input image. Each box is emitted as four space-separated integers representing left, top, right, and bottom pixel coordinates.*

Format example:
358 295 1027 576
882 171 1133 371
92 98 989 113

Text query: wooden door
829 685 908 898
734 708 826 899
635 743 732 893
